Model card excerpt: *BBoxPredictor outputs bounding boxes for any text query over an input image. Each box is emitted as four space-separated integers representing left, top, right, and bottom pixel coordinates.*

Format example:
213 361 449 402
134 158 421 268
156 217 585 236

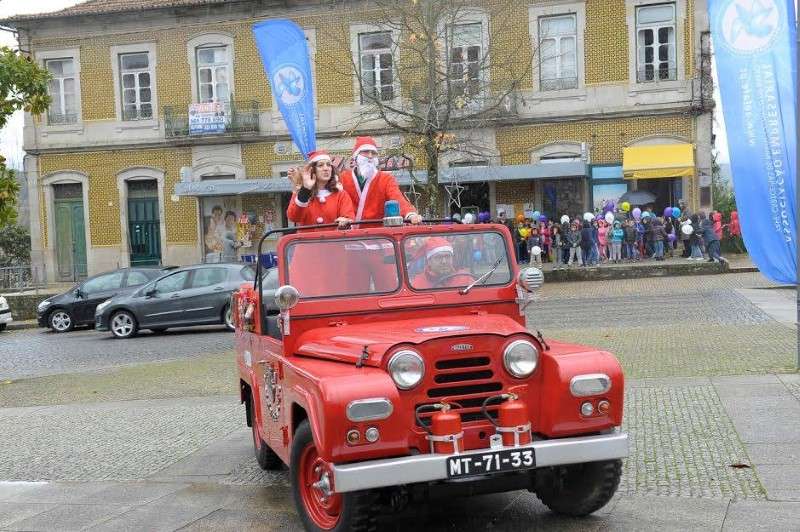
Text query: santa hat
353 136 378 156
308 150 332 165
424 237 454 260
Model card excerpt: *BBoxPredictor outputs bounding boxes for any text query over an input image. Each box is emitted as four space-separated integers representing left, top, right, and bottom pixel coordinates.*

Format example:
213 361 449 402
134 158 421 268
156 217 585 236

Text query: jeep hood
293 314 527 367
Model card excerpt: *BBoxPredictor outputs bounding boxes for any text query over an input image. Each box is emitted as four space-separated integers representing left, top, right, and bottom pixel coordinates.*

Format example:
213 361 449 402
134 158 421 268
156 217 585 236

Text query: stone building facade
3 0 713 280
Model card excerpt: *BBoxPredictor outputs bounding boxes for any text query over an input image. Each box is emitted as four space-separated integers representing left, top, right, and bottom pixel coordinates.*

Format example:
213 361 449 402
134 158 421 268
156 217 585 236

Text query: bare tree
326 0 534 215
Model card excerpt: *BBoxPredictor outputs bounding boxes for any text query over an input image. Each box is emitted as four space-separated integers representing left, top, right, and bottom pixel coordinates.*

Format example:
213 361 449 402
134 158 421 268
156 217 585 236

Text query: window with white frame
359 32 394 103
45 58 78 124
539 15 578 91
119 52 153 120
636 3 677 82
449 23 483 100
196 46 230 103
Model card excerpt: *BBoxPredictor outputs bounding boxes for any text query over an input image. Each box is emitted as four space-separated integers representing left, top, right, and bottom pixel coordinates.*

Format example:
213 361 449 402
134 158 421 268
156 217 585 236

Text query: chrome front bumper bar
332 431 628 493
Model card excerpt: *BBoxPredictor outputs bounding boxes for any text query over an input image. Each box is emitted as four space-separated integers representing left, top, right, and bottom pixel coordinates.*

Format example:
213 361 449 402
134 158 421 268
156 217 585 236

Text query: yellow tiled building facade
8 0 712 279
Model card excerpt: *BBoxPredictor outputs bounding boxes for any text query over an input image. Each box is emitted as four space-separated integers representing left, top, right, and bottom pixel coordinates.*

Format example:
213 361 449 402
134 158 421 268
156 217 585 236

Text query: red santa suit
286 188 355 227
411 238 475 289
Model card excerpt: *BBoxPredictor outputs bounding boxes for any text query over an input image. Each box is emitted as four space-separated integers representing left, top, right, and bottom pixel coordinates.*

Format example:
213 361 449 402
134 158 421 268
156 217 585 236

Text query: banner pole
796 9 799 371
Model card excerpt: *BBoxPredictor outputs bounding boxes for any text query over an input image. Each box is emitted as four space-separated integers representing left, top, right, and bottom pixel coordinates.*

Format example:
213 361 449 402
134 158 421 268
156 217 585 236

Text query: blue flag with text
253 19 316 158
710 0 797 284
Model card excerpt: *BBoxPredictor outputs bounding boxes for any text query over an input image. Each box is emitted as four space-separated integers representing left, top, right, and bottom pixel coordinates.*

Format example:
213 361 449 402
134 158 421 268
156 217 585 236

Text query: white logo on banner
720 0 781 54
273 65 305 106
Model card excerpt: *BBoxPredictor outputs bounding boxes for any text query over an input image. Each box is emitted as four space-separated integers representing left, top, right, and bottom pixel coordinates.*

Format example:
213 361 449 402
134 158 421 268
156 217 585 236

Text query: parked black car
37 266 174 333
95 263 257 339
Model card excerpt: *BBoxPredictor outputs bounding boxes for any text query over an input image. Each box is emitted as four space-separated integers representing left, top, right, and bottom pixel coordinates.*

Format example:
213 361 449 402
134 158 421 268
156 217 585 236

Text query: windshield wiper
460 257 504 295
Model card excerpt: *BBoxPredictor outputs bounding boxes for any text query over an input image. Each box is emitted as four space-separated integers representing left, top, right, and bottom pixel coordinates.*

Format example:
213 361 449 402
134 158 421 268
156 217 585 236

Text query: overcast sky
0 0 733 172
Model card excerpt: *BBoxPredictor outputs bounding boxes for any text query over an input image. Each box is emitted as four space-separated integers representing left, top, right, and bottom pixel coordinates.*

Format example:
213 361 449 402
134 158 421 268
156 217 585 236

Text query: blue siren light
384 200 400 218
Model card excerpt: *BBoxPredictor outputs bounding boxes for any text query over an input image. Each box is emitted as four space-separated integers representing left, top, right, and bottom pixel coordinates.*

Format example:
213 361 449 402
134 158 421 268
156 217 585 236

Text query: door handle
213 286 224 291
170 294 180 299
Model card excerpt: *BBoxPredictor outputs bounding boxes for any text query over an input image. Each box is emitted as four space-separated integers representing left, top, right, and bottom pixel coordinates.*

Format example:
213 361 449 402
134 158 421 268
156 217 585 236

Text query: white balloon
560 215 570 224
583 212 595 222
604 212 614 224
531 246 542 255
462 213 475 224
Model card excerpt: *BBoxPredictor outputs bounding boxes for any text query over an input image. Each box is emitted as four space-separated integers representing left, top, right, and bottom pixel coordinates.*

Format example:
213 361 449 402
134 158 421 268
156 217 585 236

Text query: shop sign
189 102 228 135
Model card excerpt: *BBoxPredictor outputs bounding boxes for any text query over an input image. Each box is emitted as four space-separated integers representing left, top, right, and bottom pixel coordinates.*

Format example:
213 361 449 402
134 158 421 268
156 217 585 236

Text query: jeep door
73 270 126 324
137 270 190 327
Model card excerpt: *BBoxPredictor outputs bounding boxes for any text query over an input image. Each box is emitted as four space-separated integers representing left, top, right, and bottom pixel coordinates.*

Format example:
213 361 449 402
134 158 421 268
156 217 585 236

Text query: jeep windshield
403 231 513 291
285 237 400 299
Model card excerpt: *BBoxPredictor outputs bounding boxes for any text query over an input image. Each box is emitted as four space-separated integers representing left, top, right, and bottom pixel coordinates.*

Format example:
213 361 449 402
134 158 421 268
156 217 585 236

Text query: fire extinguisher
482 393 532 447
416 402 463 454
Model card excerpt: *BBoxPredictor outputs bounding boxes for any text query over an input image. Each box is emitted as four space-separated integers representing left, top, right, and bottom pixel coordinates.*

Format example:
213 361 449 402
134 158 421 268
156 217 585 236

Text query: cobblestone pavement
0 270 797 530
0 327 233 380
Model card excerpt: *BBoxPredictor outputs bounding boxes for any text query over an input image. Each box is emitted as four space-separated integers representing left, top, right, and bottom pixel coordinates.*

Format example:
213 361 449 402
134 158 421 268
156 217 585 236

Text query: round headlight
503 340 539 378
388 350 425 390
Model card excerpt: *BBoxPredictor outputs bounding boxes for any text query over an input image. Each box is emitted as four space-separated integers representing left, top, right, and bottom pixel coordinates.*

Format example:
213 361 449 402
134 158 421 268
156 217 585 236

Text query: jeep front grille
416 355 503 427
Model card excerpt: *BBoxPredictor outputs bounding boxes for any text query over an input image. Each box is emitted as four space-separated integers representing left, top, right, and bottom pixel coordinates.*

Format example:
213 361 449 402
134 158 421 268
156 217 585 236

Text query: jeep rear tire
534 459 622 517
247 396 282 470
291 420 377 531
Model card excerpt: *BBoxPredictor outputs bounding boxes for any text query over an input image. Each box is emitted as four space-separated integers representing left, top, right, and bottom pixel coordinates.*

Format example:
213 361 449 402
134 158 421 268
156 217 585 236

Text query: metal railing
540 76 578 91
0 265 47 293
163 100 260 138
636 67 678 83
46 112 78 125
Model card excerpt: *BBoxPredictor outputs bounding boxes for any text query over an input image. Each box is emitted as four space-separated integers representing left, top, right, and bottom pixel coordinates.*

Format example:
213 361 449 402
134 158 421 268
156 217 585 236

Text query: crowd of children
492 207 742 269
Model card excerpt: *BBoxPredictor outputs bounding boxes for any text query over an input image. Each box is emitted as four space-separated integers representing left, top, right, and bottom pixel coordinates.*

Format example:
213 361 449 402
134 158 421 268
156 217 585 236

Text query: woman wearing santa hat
286 150 355 227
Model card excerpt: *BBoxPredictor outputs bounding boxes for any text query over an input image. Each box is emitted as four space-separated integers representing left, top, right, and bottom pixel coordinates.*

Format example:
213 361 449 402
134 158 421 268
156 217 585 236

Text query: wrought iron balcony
163 100 260 138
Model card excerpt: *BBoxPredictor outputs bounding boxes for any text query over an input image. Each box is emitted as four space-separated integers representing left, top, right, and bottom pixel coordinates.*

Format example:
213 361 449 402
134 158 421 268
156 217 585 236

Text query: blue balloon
473 250 483 262
672 207 681 218
642 211 651 218
532 211 540 220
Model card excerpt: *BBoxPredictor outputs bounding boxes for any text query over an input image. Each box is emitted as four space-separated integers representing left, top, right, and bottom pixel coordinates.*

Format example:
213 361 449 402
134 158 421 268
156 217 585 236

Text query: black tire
150 327 168 334
534 459 622 517
109 310 138 339
291 420 377 532
246 396 282 470
223 304 234 331
48 309 74 333
0 323 6 332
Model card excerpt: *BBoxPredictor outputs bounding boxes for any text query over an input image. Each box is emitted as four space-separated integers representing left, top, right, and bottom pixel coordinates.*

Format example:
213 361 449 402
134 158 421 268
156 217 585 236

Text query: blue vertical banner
710 0 797 284
252 19 316 158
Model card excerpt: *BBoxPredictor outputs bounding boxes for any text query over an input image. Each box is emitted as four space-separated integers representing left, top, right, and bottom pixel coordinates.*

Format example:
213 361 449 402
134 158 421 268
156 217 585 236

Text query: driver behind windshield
412 237 475 289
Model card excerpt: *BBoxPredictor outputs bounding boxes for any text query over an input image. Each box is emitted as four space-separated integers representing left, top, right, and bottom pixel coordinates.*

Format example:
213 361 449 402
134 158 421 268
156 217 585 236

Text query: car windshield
403 232 513 291
285 237 400 299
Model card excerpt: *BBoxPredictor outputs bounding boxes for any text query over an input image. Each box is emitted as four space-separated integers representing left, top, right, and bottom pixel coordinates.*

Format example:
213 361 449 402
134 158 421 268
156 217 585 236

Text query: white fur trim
309 153 331 164
294 195 310 207
426 245 453 260
317 189 332 199
354 144 377 155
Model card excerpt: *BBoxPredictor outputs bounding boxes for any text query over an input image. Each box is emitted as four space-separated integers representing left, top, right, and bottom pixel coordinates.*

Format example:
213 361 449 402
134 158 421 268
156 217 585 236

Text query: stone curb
6 320 40 331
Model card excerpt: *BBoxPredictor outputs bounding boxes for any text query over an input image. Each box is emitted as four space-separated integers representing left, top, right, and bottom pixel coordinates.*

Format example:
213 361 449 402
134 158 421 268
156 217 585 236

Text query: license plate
446 448 536 478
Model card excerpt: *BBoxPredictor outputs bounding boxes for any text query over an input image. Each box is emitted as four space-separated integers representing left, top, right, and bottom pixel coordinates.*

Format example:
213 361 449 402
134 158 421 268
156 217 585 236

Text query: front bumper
95 314 109 331
332 431 628 493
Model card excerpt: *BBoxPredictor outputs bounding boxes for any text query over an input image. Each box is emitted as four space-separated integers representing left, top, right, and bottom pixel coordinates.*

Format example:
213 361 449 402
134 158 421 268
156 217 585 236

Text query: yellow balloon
621 201 631 212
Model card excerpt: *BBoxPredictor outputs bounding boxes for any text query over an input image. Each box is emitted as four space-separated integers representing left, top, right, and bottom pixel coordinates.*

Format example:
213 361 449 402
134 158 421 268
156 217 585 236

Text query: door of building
53 184 88 281
127 180 161 266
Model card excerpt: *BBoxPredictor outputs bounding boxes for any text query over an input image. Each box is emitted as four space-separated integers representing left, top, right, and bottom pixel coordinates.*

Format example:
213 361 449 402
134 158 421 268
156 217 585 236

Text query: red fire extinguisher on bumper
417 403 463 454
483 393 532 446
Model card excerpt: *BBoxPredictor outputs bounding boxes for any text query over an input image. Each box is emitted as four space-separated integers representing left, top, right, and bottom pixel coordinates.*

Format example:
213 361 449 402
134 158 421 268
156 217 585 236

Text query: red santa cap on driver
424 237 454 260
353 136 378 156
307 149 332 165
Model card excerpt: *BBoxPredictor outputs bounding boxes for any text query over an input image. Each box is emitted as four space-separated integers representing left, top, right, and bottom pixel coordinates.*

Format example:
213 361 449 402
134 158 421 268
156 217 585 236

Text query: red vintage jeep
234 214 627 531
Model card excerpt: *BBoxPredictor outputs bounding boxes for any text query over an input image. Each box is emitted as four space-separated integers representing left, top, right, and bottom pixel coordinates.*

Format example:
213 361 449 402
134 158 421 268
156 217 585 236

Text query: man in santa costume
339 136 423 223
411 237 475 289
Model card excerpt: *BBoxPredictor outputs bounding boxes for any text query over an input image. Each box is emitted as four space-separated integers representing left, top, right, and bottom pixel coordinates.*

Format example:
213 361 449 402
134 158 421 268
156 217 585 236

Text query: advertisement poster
202 197 243 262
189 102 228 135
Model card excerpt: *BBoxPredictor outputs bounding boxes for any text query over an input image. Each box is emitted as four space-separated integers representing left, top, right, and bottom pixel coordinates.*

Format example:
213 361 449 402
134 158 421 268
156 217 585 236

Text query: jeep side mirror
274 285 300 311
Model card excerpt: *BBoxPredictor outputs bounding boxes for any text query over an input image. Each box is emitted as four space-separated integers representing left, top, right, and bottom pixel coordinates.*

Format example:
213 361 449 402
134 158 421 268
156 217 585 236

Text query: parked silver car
95 263 258 339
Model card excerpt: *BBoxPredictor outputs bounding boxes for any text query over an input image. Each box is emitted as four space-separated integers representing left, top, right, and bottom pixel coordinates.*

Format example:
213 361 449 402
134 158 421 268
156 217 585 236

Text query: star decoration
445 181 465 209
404 178 422 208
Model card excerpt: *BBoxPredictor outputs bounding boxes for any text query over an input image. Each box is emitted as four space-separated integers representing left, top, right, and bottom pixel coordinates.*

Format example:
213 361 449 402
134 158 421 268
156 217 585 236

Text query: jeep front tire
291 420 376 531
534 459 622 517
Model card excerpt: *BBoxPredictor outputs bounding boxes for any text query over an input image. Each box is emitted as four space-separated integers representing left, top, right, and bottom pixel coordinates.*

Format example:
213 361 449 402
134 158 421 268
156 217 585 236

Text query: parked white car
0 296 12 331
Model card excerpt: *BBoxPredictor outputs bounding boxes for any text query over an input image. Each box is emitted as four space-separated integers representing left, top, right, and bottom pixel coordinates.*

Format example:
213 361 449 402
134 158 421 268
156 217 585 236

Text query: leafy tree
0 46 51 225
0 223 31 266
711 154 736 217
